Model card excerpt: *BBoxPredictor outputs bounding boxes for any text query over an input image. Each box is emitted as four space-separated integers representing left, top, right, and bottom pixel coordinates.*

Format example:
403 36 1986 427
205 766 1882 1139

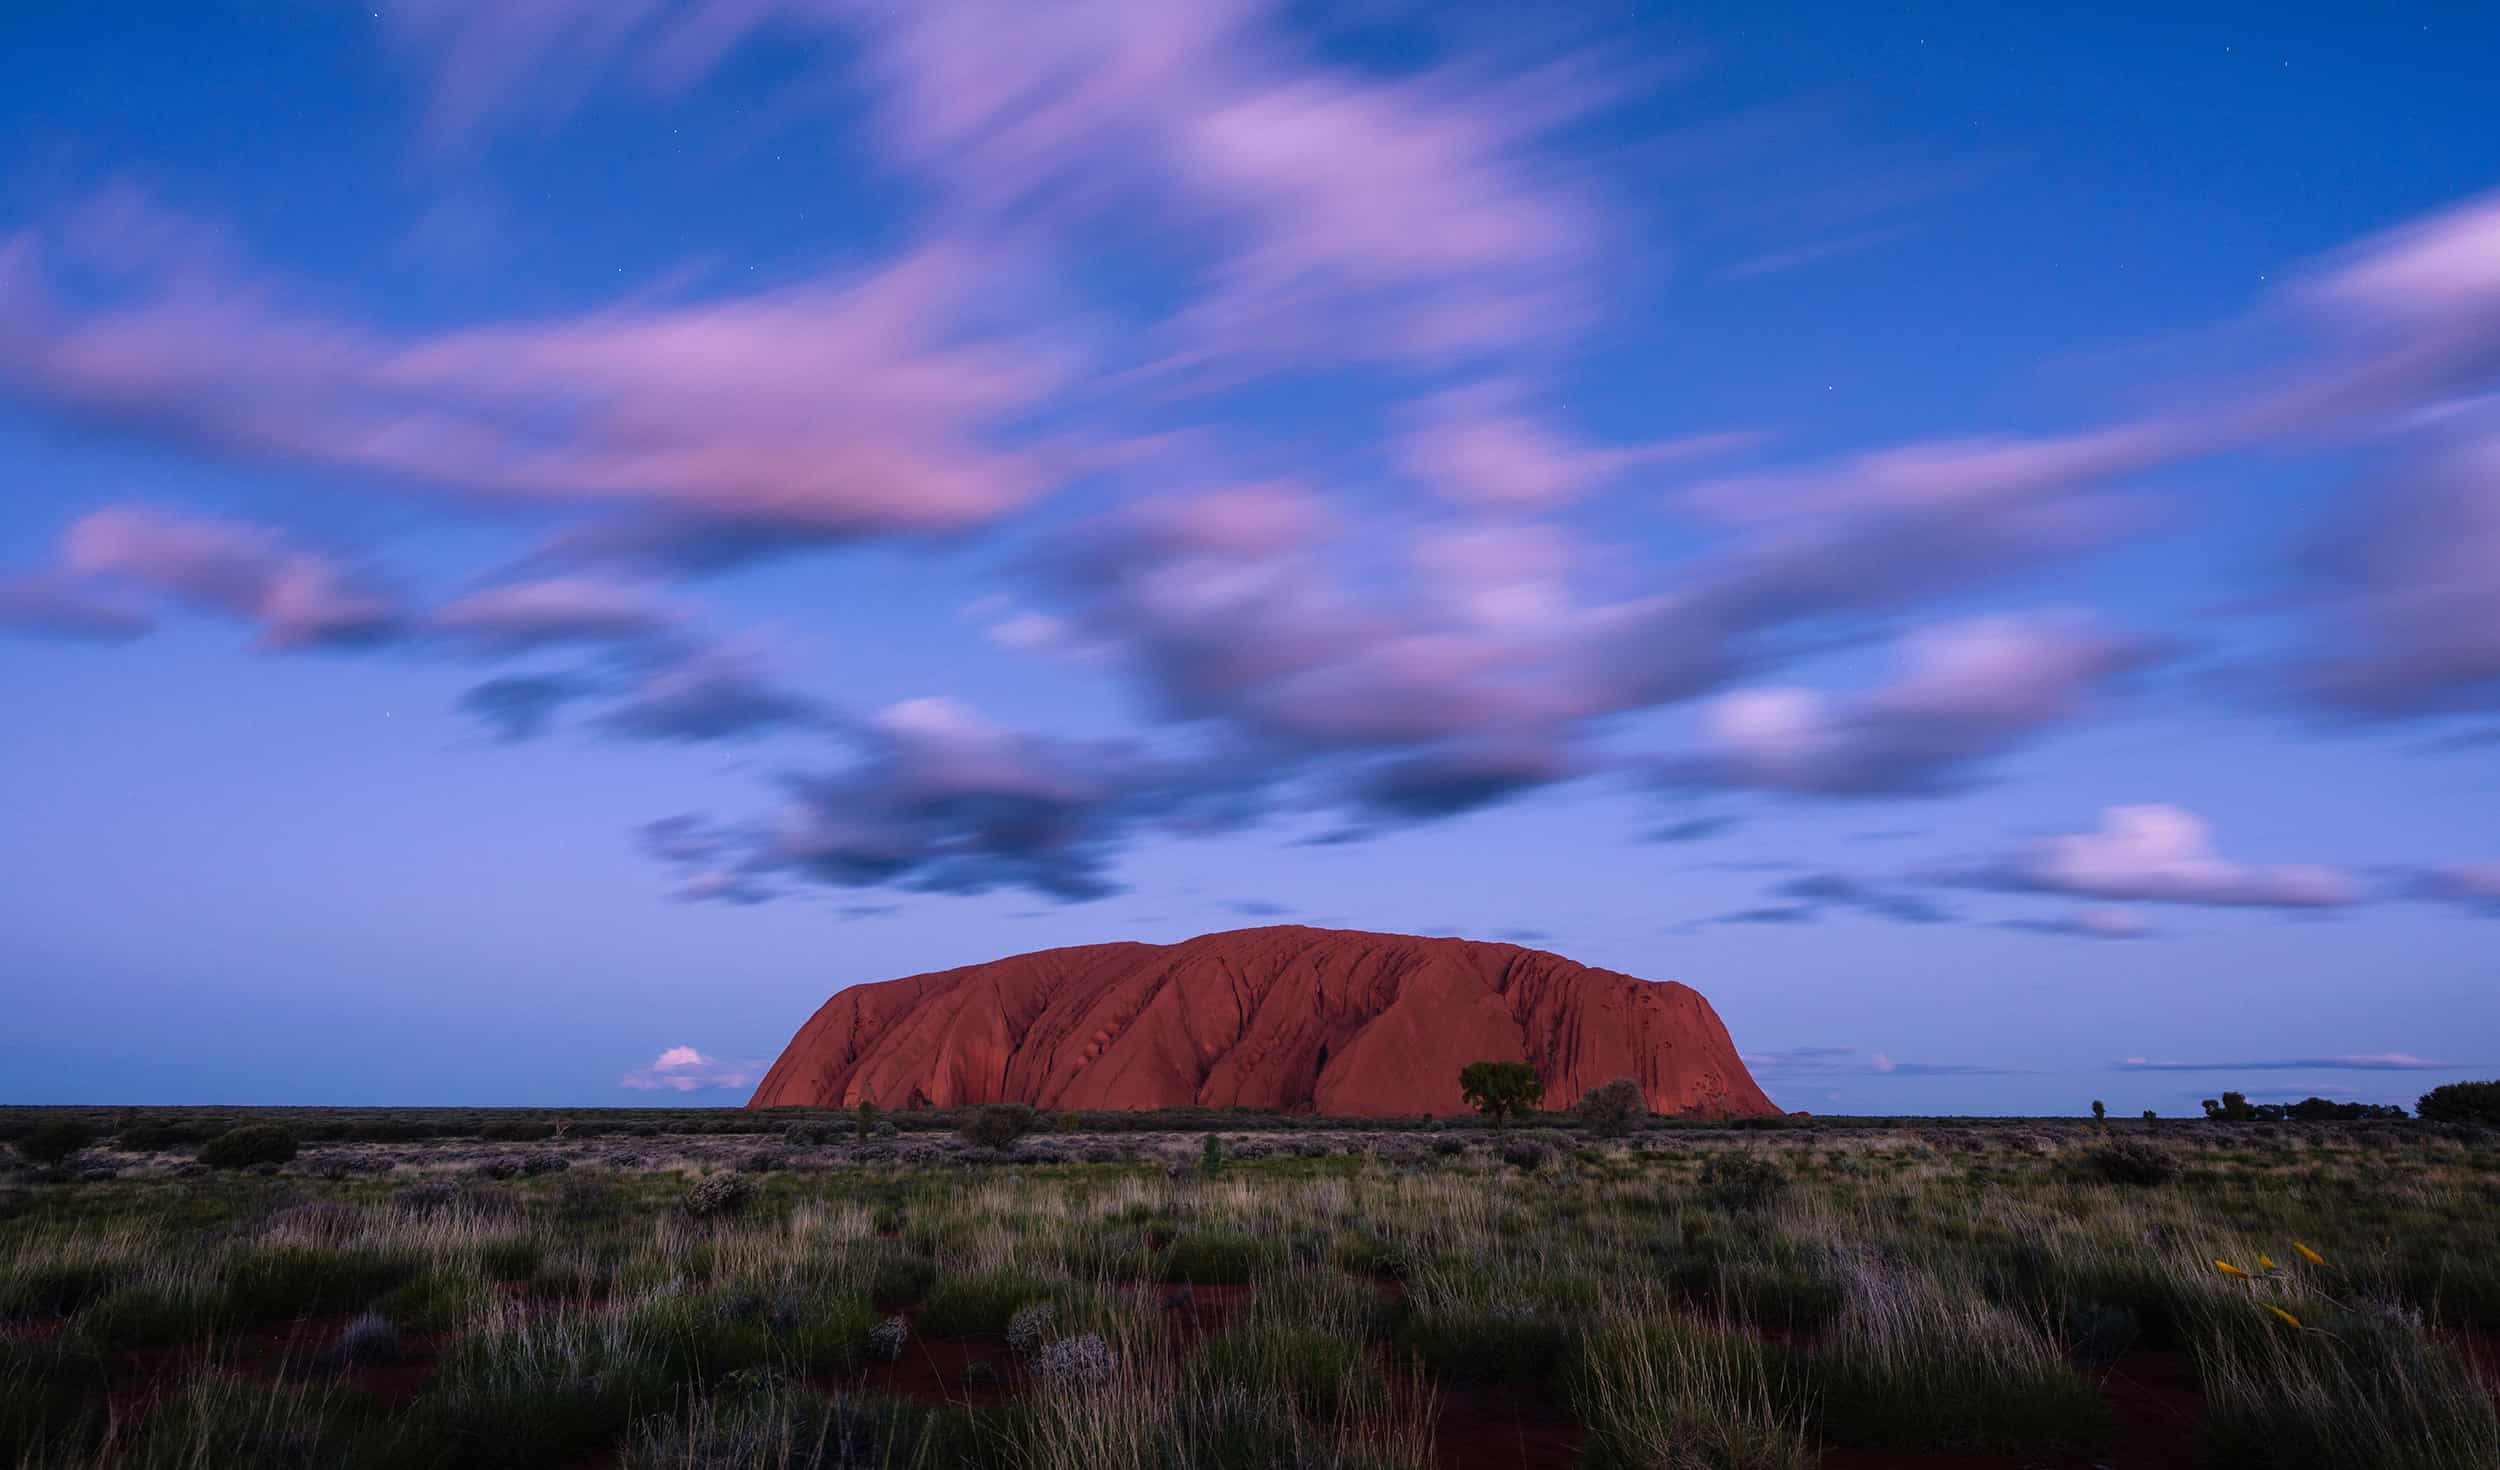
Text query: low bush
12 1120 95 1167
1573 1078 1649 1138
198 1124 299 1170
959 1104 1037 1151
681 1171 759 1221
1700 1153 1790 1213
2086 1137 2179 1186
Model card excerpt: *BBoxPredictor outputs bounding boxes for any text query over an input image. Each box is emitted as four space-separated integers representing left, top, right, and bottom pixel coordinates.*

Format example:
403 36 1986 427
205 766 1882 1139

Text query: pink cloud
618 1044 759 1092
0 207 1069 551
1672 614 2152 797
58 505 401 649
1399 381 1756 509
1972 806 2359 910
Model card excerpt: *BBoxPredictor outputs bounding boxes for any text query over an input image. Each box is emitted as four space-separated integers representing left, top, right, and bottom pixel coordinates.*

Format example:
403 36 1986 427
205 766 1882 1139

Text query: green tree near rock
1459 1061 1544 1126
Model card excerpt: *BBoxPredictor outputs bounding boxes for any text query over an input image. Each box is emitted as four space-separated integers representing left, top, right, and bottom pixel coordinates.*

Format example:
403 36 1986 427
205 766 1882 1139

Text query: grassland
3 1109 2497 1468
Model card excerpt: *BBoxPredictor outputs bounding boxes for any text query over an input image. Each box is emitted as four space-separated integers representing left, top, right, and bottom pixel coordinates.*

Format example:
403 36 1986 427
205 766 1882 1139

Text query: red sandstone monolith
747 925 1779 1118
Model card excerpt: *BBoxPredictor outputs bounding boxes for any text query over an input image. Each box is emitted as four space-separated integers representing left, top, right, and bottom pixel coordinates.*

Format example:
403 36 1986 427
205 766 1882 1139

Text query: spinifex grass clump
620 1379 973 1470
2191 1242 2500 1468
1161 1228 1284 1285
919 1267 1061 1337
1804 1256 2112 1454
425 1306 676 1469
1567 1293 1814 1470
0 1337 106 1465
630 1284 881 1382
108 1374 423 1470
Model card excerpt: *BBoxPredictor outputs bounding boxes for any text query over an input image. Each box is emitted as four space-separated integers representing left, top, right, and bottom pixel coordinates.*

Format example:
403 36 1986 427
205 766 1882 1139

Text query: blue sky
2 2 2495 1114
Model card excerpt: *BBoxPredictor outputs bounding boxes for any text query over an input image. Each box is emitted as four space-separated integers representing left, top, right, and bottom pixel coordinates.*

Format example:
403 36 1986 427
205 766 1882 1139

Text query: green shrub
198 1124 298 1169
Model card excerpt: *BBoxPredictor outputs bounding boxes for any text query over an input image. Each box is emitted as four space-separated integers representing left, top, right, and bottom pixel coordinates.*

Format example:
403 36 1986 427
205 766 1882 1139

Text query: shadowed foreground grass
2 1115 2497 1468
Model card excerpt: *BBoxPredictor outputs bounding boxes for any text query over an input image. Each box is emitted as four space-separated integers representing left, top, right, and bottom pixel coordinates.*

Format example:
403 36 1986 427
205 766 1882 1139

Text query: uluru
748 926 1780 1118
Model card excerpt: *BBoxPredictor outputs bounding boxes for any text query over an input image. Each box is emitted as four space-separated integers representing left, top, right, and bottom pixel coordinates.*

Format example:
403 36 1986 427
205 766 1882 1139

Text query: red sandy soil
749 925 1778 1118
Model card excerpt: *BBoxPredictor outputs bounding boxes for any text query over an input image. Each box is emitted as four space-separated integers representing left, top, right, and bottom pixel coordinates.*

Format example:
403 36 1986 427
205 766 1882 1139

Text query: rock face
748 926 1779 1118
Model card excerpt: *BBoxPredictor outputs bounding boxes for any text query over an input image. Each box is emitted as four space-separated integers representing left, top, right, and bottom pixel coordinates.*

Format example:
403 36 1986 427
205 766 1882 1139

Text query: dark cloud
1344 738 1581 822
1497 927 1552 944
653 698 1193 904
1777 872 1956 924
459 673 593 743
1229 899 1293 917
1642 813 1741 844
1699 871 1953 929
596 642 824 743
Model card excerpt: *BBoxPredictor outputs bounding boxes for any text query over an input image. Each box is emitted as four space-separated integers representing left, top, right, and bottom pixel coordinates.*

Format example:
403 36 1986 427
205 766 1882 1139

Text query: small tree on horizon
2091 1099 2107 1121
1459 1061 1543 1127
2418 1080 2500 1125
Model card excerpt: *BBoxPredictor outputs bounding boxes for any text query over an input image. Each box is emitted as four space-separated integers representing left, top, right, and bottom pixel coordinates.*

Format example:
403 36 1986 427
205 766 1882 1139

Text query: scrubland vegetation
3 1108 2498 1468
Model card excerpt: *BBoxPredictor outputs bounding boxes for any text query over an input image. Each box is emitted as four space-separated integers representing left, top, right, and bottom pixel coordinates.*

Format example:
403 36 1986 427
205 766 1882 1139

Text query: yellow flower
2293 1242 2327 1267
2258 1252 2278 1271
2264 1305 2303 1329
2215 1259 2249 1278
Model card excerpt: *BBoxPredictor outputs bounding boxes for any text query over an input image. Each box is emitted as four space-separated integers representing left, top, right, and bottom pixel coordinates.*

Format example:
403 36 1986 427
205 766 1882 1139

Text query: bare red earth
748 925 1779 1118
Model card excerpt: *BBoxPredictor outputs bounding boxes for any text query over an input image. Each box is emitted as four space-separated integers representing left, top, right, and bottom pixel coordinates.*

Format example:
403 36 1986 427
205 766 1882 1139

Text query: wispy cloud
2113 1053 2455 1072
1744 1046 2017 1078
